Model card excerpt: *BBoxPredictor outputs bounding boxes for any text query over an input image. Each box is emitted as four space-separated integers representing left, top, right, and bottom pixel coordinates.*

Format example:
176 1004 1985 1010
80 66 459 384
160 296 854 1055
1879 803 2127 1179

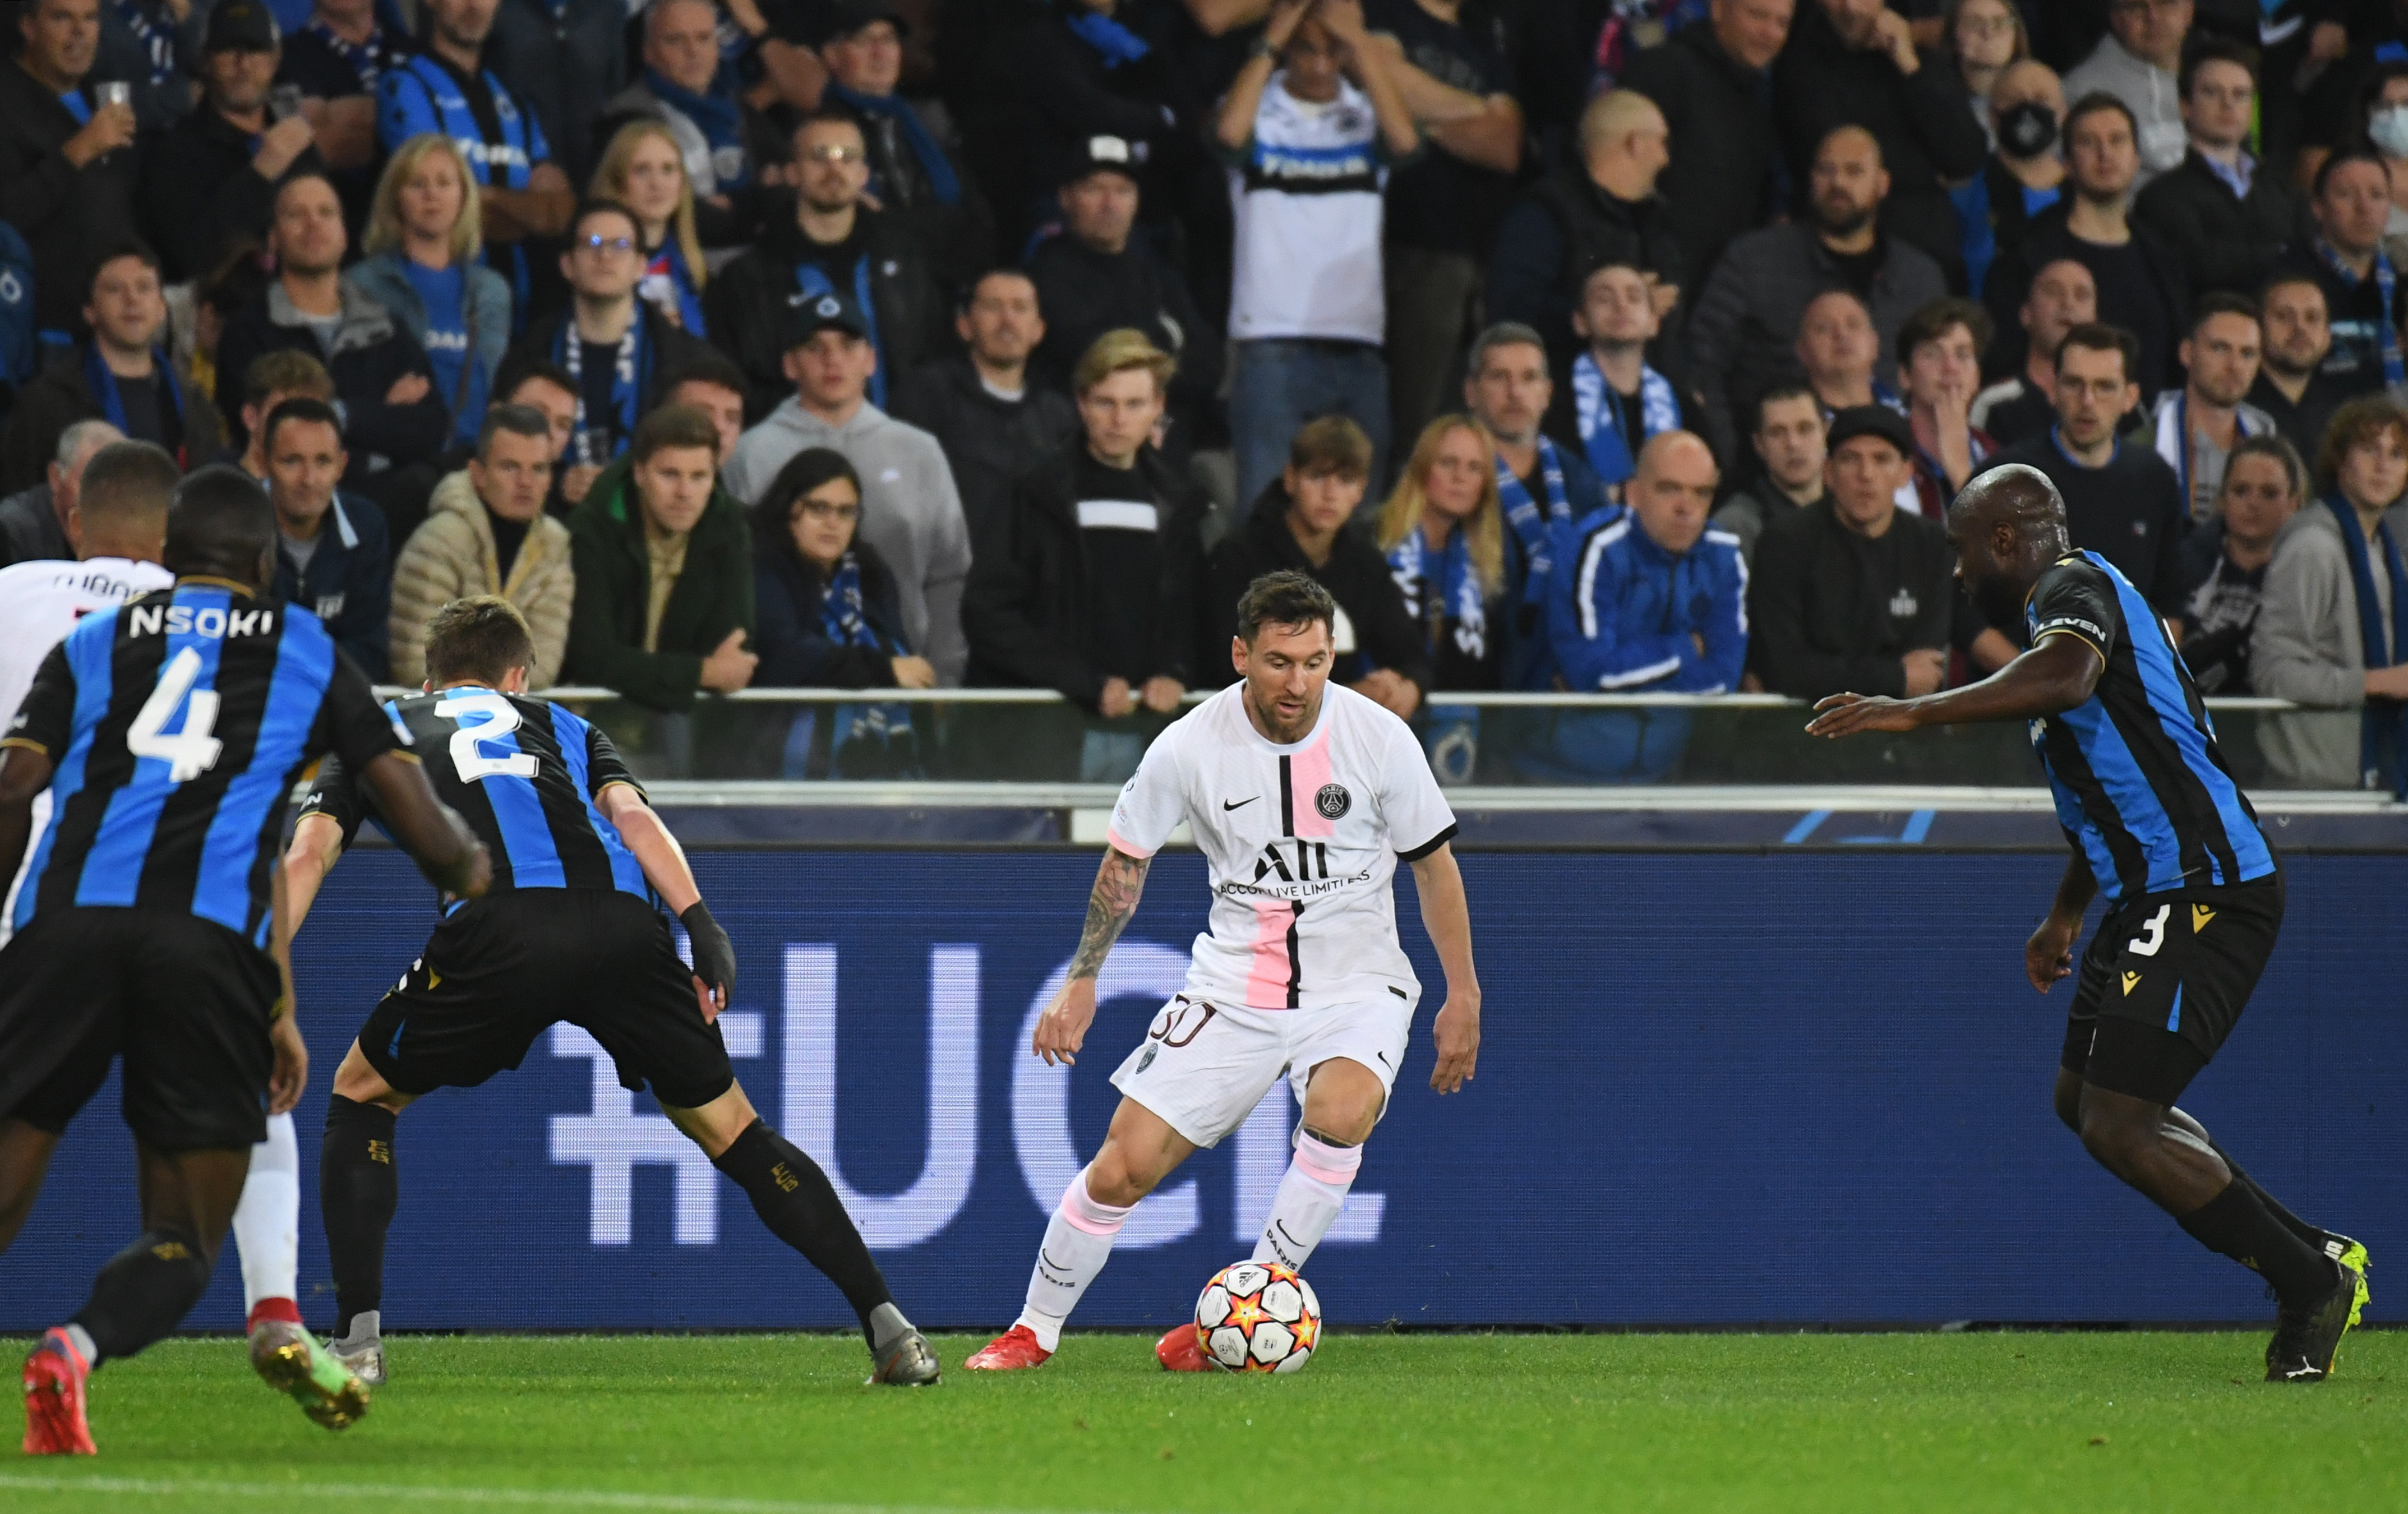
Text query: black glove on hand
680 900 737 1004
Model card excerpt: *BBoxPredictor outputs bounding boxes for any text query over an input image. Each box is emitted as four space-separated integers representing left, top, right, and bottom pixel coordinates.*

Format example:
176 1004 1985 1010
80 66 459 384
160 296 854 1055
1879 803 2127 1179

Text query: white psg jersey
0 556 174 723
1105 682 1457 1013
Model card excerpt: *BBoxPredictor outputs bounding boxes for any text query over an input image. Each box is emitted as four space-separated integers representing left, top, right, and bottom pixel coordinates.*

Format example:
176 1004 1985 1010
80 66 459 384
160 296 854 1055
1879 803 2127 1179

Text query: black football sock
72 1226 213 1363
712 1119 896 1347
2204 1139 2327 1250
321 1096 399 1339
2177 1180 2336 1305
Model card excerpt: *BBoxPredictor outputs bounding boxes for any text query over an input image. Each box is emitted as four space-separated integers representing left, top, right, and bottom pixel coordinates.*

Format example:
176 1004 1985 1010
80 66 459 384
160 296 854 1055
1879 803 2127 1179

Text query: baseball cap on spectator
783 288 871 349
205 0 280 53
1063 134 1145 189
817 0 908 43
1824 405 1913 458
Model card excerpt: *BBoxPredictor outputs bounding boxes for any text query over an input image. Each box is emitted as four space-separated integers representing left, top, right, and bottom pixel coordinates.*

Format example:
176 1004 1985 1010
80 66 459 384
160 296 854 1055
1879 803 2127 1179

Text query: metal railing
375 684 2391 794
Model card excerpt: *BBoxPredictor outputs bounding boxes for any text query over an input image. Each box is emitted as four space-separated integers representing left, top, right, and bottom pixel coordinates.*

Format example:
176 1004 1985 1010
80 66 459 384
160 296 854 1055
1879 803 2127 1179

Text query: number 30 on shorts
1147 998 1217 1047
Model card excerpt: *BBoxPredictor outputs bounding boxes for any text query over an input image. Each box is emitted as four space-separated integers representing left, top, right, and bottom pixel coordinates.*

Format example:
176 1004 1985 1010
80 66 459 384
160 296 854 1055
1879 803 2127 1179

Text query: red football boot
22 1328 96 1456
963 1324 1052 1371
1155 1323 1213 1372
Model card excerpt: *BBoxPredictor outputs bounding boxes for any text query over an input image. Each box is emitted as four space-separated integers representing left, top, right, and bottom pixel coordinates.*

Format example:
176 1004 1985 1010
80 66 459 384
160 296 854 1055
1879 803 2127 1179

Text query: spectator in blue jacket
1533 431 1744 780
261 395 393 676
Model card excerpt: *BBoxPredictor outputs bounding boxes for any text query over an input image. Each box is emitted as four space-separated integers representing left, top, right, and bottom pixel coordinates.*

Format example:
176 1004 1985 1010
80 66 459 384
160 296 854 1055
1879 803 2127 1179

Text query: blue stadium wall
6 850 2404 1331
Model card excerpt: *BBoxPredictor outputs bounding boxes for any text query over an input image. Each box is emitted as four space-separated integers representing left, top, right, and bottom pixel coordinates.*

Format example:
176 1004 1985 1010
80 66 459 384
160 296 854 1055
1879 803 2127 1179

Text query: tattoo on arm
1068 847 1150 979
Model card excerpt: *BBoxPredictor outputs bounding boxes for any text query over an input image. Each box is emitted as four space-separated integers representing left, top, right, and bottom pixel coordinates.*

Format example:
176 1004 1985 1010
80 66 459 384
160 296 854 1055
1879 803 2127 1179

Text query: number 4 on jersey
124 647 223 782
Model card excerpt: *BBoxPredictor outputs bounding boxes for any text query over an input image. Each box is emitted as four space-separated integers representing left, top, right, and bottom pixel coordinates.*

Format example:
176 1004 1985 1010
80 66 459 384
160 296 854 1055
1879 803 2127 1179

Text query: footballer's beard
1245 679 1322 745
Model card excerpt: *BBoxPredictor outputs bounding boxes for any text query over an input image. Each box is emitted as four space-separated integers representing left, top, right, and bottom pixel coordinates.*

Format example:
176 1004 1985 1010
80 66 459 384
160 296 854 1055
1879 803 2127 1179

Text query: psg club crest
1314 783 1350 820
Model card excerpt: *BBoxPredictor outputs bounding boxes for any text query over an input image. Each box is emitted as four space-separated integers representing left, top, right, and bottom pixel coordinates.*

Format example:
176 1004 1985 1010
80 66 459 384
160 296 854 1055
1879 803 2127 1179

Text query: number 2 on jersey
437 691 540 782
124 646 223 782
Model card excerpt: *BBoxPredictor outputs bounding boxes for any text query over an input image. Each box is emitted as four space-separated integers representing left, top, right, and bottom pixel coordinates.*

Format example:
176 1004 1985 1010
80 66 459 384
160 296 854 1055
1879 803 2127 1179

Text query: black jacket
962 445 1205 707
1985 206 2190 396
1978 434 2190 620
501 302 717 428
215 281 450 482
1770 3 1990 281
1745 497 1954 699
1013 2 1187 209
139 107 326 283
889 353 1080 540
1200 484 1431 694
0 341 224 496
1025 232 1222 450
1485 164 1682 373
0 61 143 336
2266 242 2401 399
485 0 624 187
2131 150 2310 300
0 483 67 567
1617 23 1779 297
753 534 912 687
704 206 948 423
2248 367 2349 463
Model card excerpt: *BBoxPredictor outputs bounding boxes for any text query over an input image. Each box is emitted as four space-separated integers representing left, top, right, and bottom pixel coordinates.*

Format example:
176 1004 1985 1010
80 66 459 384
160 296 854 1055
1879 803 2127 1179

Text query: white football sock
1251 1130 1362 1272
1014 1168 1131 1352
232 1111 301 1327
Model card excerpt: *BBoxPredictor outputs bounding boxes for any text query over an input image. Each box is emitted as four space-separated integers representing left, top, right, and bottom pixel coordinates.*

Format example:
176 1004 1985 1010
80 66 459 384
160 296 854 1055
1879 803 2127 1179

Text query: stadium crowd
2 0 2406 787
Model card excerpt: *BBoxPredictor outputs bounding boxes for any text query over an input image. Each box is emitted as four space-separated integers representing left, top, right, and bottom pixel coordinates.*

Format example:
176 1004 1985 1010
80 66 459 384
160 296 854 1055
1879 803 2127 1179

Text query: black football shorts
356 889 734 1110
0 906 279 1151
2061 871 2284 1105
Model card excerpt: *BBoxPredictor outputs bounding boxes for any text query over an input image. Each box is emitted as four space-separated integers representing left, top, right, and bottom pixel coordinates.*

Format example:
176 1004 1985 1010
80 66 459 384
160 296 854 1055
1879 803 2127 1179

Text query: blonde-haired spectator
1376 414 1508 693
592 119 710 339
347 133 512 450
389 403 578 687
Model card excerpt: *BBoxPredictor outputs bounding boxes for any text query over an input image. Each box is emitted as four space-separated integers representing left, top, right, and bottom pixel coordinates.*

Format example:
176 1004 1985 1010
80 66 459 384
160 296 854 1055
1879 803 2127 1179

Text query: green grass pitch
5 1331 2404 1512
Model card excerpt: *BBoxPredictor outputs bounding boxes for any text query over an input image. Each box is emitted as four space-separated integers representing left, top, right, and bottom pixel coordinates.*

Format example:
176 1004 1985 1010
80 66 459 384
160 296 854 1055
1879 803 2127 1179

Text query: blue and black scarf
2324 496 2408 795
645 66 751 190
1493 436 1572 606
783 551 917 778
1570 353 1680 490
83 342 184 458
824 81 959 206
553 317 651 465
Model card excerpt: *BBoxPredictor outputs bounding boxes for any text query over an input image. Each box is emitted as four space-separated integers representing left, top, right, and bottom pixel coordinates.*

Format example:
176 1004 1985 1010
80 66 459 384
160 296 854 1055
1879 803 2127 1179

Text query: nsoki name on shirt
127 603 278 640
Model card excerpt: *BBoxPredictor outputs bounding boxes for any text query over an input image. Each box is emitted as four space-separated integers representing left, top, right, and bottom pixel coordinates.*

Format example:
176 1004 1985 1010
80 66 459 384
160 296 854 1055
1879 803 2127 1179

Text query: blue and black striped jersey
3 579 403 945
301 686 649 901
2024 551 2276 902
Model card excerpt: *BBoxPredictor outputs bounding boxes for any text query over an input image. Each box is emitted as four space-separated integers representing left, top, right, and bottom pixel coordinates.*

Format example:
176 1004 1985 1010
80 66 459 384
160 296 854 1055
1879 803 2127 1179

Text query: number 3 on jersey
125 647 223 782
437 691 539 782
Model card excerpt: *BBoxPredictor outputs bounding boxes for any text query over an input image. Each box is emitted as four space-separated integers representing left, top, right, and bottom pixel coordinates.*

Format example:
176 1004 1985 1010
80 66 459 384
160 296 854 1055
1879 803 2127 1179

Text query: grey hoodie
723 398 972 685
2249 498 2408 787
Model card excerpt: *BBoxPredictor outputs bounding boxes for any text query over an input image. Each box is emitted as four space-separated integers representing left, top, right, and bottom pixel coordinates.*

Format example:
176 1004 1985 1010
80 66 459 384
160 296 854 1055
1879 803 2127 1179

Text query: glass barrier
381 687 2377 793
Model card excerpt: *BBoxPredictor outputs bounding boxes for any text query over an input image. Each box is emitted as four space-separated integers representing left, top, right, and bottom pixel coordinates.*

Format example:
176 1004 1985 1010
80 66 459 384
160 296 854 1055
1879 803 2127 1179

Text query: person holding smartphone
139 0 325 281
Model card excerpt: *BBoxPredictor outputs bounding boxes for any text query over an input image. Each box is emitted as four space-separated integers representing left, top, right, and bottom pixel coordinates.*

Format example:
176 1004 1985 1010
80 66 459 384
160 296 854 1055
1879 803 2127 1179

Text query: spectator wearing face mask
2345 63 2408 272
1957 58 2065 301
2131 39 2310 301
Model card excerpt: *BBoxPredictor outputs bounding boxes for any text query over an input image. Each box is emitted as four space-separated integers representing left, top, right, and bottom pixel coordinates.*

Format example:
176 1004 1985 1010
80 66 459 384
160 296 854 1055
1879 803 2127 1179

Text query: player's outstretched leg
25 1144 246 1455
321 1069 408 1388
1157 1058 1385 1373
974 1098 1194 1372
670 1082 937 1386
237 1109 368 1430
2077 1086 2360 1381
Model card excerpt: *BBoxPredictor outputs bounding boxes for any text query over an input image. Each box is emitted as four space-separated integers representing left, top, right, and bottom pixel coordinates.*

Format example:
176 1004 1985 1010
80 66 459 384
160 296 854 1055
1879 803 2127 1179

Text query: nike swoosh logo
1223 797 1258 810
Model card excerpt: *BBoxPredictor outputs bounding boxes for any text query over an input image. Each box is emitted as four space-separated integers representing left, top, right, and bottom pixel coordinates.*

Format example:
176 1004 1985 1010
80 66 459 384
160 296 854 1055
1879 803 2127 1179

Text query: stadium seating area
4 0 2408 792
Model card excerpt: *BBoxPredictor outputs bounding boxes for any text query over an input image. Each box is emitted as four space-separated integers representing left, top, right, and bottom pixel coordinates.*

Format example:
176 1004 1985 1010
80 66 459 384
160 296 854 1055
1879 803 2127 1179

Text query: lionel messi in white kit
965 570 1483 1373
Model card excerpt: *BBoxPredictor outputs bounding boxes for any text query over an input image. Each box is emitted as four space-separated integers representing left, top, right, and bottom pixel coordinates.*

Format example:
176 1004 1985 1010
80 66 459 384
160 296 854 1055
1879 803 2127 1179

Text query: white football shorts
1108 990 1415 1150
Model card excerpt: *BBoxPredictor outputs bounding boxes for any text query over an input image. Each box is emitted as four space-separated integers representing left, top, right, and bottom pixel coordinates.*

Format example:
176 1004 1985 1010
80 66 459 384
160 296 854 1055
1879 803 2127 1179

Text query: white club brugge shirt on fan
0 557 176 723
1226 73 1390 345
1105 682 1456 1013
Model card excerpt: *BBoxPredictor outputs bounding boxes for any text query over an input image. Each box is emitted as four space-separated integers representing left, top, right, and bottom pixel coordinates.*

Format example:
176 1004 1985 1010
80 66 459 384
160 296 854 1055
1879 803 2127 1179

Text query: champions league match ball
1194 1261 1322 1373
